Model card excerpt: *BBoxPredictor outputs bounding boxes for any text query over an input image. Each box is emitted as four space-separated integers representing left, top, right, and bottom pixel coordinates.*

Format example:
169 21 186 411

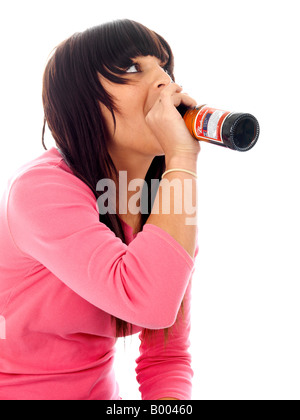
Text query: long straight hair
42 19 176 338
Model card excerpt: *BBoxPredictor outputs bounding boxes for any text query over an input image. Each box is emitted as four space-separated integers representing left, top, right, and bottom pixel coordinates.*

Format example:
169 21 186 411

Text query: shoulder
6 149 101 246
8 148 95 204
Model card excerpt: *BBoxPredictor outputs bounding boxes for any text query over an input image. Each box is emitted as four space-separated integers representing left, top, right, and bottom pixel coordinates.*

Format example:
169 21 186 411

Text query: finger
159 83 183 101
179 93 198 109
169 92 197 109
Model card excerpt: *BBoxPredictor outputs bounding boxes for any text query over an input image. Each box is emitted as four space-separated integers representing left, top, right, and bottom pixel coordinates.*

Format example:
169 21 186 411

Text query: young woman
0 19 200 400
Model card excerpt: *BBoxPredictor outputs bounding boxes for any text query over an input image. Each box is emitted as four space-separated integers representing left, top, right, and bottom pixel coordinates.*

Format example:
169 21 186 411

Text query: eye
125 63 140 73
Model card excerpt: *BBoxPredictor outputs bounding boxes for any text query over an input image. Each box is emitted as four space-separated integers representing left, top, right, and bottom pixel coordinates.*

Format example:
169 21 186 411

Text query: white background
1 0 299 400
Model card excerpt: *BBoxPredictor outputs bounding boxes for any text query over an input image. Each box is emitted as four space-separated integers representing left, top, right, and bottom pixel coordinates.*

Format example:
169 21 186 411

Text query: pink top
0 148 198 400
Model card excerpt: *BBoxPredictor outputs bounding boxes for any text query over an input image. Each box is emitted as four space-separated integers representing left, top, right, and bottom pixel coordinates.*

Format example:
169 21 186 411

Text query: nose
154 65 172 89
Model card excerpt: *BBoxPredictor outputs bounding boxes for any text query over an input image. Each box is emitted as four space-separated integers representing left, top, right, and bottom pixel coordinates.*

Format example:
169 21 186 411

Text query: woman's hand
145 83 200 160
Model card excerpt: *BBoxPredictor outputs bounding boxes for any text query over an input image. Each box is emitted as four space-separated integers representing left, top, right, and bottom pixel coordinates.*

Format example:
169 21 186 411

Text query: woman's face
99 55 172 158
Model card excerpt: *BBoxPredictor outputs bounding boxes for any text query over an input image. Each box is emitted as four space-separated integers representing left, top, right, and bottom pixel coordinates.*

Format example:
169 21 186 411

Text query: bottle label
194 107 230 143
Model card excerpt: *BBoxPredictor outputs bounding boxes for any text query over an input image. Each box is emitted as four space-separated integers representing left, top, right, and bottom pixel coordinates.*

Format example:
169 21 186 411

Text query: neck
109 147 156 231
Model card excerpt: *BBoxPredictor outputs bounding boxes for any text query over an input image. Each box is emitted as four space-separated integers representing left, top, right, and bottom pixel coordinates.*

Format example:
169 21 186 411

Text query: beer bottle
177 104 260 152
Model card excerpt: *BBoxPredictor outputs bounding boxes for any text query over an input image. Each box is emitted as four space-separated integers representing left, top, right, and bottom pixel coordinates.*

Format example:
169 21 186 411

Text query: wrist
165 154 198 173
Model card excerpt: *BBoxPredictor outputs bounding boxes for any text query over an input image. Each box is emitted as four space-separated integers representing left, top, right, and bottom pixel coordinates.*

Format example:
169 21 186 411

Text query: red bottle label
194 107 230 143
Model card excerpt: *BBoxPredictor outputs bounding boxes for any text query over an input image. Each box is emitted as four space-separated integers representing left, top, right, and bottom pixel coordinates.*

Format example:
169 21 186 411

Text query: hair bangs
87 19 174 83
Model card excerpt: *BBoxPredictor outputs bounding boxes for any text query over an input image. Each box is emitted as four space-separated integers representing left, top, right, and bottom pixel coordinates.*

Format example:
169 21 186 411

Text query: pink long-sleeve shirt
0 147 198 400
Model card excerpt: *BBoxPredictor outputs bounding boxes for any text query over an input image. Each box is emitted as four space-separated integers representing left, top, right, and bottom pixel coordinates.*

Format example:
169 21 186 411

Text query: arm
146 155 198 259
7 166 195 329
135 278 195 400
145 83 200 259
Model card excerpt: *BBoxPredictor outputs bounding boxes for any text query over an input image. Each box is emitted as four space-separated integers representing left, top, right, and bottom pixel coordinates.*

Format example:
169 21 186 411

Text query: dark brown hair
42 19 176 338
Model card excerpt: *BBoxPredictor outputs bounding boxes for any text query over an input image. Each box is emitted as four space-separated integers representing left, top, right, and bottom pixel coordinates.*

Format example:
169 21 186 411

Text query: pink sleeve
135 278 195 400
7 167 196 329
